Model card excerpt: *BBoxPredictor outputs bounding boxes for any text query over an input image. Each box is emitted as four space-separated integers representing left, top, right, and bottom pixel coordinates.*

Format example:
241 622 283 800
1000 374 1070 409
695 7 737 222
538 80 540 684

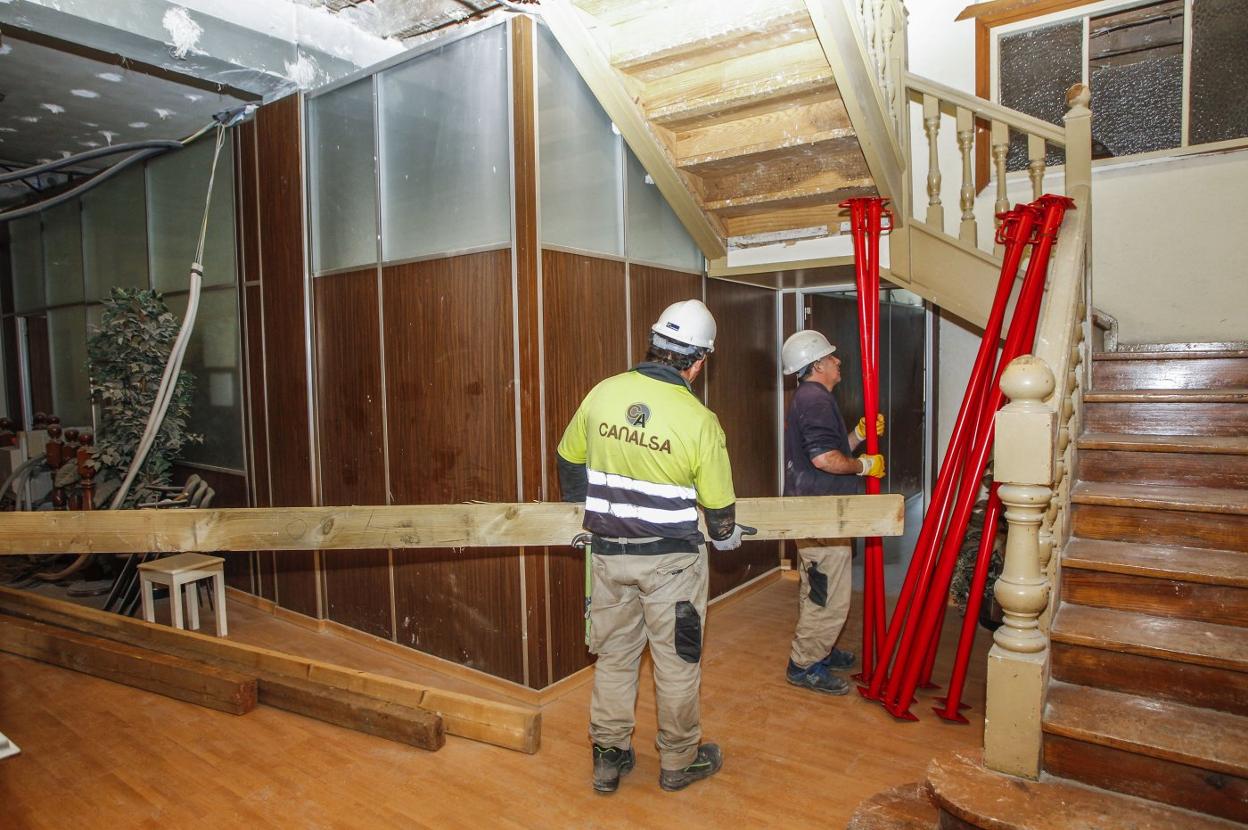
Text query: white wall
909 0 1248 347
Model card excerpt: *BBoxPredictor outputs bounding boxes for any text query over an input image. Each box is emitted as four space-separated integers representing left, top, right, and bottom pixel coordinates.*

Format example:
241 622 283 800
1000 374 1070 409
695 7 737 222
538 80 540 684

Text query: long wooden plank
0 614 257 715
0 587 541 754
0 494 904 556
259 674 444 752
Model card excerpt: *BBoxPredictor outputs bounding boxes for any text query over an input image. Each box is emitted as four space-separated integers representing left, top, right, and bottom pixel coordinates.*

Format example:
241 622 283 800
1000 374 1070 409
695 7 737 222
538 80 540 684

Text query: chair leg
214 572 228 637
140 577 156 623
186 581 200 631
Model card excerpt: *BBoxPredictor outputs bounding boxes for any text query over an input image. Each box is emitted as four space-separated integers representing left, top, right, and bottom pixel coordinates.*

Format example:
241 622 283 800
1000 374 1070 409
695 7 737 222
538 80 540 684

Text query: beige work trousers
789 539 853 668
588 547 708 771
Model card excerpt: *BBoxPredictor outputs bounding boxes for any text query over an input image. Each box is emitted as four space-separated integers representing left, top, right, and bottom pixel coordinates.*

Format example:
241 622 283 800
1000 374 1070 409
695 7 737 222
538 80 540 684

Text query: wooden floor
0 571 991 829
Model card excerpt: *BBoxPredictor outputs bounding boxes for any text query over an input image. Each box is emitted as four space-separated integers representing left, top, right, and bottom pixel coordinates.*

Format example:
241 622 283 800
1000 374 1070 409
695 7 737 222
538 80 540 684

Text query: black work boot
592 744 635 794
659 743 723 792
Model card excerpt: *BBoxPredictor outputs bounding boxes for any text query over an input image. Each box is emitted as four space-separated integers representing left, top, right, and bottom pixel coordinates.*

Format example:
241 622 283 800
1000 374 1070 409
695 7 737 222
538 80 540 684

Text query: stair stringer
887 221 1008 329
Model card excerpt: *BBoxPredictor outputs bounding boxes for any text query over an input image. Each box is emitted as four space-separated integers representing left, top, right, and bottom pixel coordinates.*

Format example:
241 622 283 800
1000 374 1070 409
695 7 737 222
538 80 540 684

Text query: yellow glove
855 413 886 440
857 453 886 479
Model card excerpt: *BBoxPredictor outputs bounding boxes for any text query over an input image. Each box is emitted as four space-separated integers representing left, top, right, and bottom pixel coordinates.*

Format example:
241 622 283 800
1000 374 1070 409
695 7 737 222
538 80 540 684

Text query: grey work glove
710 523 757 551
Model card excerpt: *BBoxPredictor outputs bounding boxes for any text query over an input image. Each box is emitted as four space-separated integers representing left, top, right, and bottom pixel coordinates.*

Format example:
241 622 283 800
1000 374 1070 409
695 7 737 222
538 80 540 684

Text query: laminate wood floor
0 572 990 829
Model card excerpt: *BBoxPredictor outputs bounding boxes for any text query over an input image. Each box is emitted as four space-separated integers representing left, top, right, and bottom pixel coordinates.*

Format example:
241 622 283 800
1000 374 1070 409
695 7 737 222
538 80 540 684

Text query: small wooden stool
138 553 228 636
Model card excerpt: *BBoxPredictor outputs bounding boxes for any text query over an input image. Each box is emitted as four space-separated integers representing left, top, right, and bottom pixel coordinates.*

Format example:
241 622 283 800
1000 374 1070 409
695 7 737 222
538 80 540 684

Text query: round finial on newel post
1001 355 1055 408
1066 83 1091 112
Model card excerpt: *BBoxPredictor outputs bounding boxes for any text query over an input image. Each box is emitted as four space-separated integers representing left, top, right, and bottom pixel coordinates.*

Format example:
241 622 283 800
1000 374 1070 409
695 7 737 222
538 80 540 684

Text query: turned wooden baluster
1028 134 1046 200
77 433 96 511
923 94 943 230
991 120 1010 255
873 0 886 89
957 106 977 245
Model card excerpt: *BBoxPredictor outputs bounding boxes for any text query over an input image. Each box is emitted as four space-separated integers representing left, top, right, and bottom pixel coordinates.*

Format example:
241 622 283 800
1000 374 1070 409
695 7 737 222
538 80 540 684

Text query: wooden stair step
1077 433 1248 488
640 39 836 127
1093 350 1248 391
925 750 1237 830
1083 389 1248 437
1051 604 1248 674
672 93 852 166
1044 681 1248 777
1063 538 1248 588
605 0 813 80
1079 432 1248 455
678 128 858 176
704 178 875 213
847 783 937 830
1071 481 1248 515
1095 349 1248 360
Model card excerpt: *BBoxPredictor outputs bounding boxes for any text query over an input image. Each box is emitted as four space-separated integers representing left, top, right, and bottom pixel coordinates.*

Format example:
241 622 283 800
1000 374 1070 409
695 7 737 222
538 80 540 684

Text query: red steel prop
841 196 891 683
884 194 1075 721
860 204 1040 703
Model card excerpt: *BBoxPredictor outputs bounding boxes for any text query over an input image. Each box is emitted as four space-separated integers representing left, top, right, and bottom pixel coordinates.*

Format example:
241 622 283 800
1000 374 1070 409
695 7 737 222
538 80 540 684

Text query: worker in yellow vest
557 299 748 795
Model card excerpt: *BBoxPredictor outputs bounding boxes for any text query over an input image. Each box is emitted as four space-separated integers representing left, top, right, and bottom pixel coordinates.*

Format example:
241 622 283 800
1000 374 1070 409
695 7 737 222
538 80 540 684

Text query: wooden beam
0 587 541 754
803 0 906 209
0 614 258 715
0 495 905 556
956 0 1103 25
539 0 727 259
260 674 445 752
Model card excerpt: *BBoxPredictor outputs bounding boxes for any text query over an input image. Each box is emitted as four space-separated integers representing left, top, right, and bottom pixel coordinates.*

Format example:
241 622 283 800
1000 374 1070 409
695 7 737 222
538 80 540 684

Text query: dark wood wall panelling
252 96 318 615
706 280 781 598
170 462 252 590
384 250 525 684
543 249 627 680
314 268 392 639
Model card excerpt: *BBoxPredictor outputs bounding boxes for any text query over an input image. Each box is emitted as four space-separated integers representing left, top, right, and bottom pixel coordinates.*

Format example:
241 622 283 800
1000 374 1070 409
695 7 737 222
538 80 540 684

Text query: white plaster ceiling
305 0 506 40
0 36 244 170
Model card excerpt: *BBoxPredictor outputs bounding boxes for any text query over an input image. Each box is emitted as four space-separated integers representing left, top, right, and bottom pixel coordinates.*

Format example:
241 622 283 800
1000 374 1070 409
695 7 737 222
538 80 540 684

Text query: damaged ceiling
304 0 513 41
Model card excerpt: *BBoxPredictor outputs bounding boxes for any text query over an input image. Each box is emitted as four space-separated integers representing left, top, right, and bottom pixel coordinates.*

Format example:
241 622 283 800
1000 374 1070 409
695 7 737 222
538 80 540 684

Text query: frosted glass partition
48 304 90 426
83 164 149 301
625 149 703 272
537 24 623 255
165 289 244 470
10 216 44 313
379 25 511 262
147 138 237 292
309 78 378 274
43 201 84 307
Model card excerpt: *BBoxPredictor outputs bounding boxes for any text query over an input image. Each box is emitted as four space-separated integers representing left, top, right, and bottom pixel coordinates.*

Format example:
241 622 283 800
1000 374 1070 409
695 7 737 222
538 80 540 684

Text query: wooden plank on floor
0 587 541 754
0 494 906 556
0 613 257 715
260 674 444 752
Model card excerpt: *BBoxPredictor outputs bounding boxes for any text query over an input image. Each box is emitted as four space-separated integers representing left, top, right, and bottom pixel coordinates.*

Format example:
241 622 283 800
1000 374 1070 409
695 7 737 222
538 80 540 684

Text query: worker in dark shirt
780 329 885 695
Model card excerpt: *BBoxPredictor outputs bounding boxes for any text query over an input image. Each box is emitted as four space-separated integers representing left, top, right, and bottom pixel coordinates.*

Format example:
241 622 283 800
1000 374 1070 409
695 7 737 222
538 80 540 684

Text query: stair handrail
905 73 1066 146
983 84 1093 782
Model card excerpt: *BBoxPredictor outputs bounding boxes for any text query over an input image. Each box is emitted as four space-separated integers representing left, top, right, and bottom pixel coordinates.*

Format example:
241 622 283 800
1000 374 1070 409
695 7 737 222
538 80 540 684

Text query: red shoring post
918 597 946 690
883 194 1074 721
842 196 878 680
934 482 1002 722
862 205 1039 703
865 198 891 657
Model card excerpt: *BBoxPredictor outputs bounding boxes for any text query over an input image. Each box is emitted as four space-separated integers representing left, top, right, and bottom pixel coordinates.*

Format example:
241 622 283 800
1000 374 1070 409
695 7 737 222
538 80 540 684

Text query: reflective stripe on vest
583 467 700 540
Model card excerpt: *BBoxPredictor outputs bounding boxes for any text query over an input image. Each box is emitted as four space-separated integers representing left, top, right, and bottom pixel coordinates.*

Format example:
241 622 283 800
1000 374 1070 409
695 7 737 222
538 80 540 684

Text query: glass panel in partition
379 24 511 262
10 216 44 314
147 137 237 292
1189 0 1248 145
309 78 378 274
43 201 84 307
537 24 623 255
625 149 702 272
165 288 244 470
47 304 90 426
83 164 149 301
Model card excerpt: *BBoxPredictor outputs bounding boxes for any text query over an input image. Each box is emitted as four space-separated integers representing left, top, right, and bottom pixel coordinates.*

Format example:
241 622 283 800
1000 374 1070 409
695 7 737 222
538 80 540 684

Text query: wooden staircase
849 346 1248 828
1045 346 1248 824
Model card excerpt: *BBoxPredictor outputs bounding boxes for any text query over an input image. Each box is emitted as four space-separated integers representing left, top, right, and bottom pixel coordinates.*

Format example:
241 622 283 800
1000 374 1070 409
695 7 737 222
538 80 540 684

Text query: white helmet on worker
782 330 836 376
651 299 716 352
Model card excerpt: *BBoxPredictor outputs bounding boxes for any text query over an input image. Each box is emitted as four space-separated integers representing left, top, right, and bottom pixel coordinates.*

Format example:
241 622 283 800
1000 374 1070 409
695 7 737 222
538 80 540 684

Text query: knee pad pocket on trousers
674 600 702 663
807 562 828 608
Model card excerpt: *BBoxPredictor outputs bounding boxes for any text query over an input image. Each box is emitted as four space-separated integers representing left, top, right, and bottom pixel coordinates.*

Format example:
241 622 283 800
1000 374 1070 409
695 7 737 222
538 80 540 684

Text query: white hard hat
651 299 716 351
782 330 836 375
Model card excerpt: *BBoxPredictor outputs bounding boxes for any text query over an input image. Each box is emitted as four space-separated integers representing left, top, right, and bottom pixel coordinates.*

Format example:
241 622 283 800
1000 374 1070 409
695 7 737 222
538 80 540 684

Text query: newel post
984 355 1056 779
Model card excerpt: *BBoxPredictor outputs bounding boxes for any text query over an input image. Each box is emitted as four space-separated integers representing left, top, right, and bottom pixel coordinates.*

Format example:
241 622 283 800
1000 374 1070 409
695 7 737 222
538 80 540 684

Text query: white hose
108 126 225 510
